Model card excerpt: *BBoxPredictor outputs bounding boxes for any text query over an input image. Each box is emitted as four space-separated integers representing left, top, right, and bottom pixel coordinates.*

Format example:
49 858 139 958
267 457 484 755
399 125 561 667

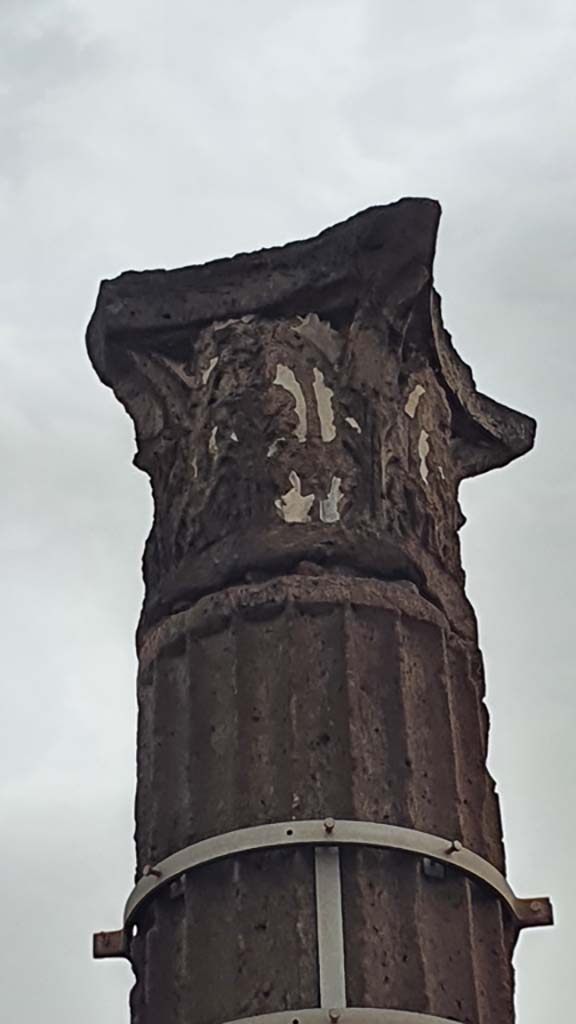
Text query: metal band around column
218 1009 464 1024
122 818 553 931
314 846 346 1007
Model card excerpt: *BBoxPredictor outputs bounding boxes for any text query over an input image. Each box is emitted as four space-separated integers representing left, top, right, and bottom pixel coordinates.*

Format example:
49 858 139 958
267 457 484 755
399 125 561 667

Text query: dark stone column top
86 199 535 639
88 198 534 476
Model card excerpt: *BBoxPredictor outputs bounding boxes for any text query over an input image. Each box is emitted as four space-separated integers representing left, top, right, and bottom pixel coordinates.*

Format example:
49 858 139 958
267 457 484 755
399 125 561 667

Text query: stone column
89 199 551 1024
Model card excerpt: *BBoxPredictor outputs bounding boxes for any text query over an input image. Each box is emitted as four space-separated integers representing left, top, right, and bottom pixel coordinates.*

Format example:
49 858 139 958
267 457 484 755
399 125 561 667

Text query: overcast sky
1 1 575 1020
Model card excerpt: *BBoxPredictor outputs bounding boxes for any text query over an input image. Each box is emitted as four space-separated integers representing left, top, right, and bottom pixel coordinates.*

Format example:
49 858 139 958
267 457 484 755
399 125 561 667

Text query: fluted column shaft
130 577 515 1023
88 199 543 1024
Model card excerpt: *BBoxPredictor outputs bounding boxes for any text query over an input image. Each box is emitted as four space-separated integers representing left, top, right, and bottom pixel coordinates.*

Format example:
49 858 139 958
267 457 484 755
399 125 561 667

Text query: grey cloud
2 1 111 181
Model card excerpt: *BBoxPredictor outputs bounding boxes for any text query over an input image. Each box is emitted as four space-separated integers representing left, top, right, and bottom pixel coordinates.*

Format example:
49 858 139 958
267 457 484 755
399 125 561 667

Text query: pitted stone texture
87 199 534 639
131 577 515 1024
87 200 534 1024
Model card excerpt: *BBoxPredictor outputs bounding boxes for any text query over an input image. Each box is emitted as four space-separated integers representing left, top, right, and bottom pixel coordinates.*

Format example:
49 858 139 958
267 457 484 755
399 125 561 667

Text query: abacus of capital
89 199 552 1024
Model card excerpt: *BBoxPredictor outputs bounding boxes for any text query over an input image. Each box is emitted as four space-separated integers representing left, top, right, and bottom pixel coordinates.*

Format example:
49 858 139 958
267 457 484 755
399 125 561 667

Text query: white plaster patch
267 437 285 458
320 475 343 523
213 314 254 330
292 313 343 363
418 429 430 484
345 416 362 433
192 456 199 479
230 431 239 442
209 426 219 456
404 384 426 418
312 368 336 442
274 364 307 442
437 465 446 481
202 356 218 384
295 313 315 329
213 318 239 332
275 471 315 523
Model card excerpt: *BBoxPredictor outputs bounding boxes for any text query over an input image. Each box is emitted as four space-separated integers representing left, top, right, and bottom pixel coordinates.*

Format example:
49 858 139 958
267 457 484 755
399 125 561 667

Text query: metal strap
218 1009 464 1024
314 846 346 1007
123 818 552 930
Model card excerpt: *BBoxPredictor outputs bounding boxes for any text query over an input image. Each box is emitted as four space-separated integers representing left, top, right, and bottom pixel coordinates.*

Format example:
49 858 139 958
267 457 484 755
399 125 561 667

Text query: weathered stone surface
88 199 536 1024
87 199 534 641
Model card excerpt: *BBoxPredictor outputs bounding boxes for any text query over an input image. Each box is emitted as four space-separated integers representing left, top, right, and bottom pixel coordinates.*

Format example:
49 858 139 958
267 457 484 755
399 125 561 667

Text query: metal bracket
93 929 129 960
314 846 347 1007
218 1009 465 1024
94 817 552 960
122 818 552 930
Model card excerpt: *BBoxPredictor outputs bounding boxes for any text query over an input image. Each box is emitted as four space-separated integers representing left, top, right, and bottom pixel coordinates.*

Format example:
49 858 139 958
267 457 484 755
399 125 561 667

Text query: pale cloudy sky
1 1 575 1021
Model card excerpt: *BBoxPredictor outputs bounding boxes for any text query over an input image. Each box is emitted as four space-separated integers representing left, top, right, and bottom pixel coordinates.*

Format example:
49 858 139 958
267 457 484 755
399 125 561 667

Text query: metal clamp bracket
123 817 552 929
94 817 552 961
218 1009 465 1024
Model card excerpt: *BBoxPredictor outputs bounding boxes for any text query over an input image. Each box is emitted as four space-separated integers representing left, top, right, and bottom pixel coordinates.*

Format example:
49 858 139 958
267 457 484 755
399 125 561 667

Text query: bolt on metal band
217 1009 465 1024
122 817 553 931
